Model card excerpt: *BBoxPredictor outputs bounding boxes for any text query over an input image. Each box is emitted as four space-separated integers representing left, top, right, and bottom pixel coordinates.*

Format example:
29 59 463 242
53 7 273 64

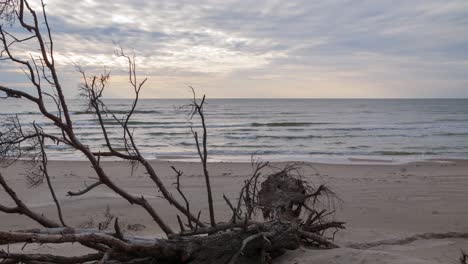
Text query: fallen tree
0 166 344 263
0 1 344 263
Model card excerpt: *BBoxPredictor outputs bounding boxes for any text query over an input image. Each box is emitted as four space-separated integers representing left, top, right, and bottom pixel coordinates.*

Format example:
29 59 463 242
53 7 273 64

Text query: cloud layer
1 0 468 98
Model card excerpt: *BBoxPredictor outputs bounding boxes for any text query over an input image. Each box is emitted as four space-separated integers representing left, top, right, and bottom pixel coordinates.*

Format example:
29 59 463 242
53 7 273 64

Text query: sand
1 159 468 263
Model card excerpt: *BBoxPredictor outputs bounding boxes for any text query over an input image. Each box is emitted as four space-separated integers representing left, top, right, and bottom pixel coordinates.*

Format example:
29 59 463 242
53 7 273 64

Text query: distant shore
1 159 468 263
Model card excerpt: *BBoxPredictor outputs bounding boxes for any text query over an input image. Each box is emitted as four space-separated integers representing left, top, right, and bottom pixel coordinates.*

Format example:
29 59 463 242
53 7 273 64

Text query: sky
1 0 468 98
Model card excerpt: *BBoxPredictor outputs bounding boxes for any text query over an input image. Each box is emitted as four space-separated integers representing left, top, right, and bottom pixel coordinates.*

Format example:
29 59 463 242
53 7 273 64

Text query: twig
114 218 124 240
33 124 66 227
67 181 102 196
171 166 193 230
223 194 241 222
177 215 186 232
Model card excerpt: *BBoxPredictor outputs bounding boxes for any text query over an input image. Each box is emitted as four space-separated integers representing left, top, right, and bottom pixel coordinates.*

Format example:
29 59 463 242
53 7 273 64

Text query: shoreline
13 155 468 165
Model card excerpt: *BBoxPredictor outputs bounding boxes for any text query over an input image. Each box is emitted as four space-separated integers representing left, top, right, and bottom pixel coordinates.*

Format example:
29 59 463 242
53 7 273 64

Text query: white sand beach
1 159 468 263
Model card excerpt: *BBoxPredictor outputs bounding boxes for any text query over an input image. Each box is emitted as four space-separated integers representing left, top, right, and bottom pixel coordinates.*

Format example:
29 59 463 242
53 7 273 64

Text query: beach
1 0 467 262
1 158 468 263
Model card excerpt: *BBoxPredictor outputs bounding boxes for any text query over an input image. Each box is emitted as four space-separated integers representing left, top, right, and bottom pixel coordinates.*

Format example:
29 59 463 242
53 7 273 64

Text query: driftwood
0 168 343 263
0 1 345 263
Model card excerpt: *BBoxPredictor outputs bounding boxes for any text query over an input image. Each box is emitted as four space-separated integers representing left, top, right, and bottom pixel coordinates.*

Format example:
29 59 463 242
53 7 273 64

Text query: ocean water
1 98 467 162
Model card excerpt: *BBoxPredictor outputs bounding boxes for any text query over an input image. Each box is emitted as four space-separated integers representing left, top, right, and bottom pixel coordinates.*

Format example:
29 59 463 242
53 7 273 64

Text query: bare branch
0 229 179 257
0 172 59 228
67 181 102 196
77 60 203 228
0 2 345 262
171 166 193 229
0 251 103 264
32 123 66 227
188 87 216 227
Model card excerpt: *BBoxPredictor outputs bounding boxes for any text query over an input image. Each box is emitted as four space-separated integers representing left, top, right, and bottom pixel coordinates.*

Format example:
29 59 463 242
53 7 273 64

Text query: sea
1 98 467 163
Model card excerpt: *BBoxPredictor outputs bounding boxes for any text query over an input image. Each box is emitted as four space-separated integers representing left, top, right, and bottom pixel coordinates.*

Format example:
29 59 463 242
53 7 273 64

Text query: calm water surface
1 99 467 162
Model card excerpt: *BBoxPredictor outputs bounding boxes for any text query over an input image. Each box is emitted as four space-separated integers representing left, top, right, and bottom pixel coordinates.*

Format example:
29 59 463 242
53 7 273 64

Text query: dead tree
0 1 344 263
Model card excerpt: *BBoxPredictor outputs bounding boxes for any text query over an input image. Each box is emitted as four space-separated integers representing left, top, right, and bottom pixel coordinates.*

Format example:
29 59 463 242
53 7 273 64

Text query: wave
225 134 258 139
251 122 332 127
278 112 302 115
316 127 416 131
45 145 73 150
255 134 411 140
210 144 277 148
178 142 195 146
100 120 188 126
81 136 122 141
0 111 42 116
348 145 371 149
308 151 343 155
145 132 190 136
371 151 437 156
77 131 110 136
435 118 468 122
257 135 321 140
77 119 251 129
397 121 432 125
72 110 163 115
433 132 468 136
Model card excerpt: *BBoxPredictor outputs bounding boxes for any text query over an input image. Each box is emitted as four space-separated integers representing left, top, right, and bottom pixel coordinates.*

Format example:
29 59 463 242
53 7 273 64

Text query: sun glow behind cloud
1 0 467 98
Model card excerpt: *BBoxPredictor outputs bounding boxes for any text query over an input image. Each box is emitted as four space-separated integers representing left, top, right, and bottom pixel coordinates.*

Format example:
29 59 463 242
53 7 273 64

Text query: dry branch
189 88 216 227
0 172 59 228
0 230 179 257
33 124 67 227
0 251 104 264
0 1 344 263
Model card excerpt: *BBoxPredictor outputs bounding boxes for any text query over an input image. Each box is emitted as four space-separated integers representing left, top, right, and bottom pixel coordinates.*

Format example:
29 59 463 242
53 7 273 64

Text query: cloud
1 0 468 98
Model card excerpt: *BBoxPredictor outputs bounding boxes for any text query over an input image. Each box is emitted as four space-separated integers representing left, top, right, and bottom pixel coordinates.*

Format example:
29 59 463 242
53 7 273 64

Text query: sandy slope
1 159 468 263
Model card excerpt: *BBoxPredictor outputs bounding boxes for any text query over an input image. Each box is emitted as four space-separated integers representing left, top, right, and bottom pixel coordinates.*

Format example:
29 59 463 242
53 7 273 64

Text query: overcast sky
1 0 468 98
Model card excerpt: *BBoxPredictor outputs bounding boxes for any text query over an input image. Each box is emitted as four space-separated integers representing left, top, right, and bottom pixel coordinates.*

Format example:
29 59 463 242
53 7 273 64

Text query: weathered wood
0 2 344 260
